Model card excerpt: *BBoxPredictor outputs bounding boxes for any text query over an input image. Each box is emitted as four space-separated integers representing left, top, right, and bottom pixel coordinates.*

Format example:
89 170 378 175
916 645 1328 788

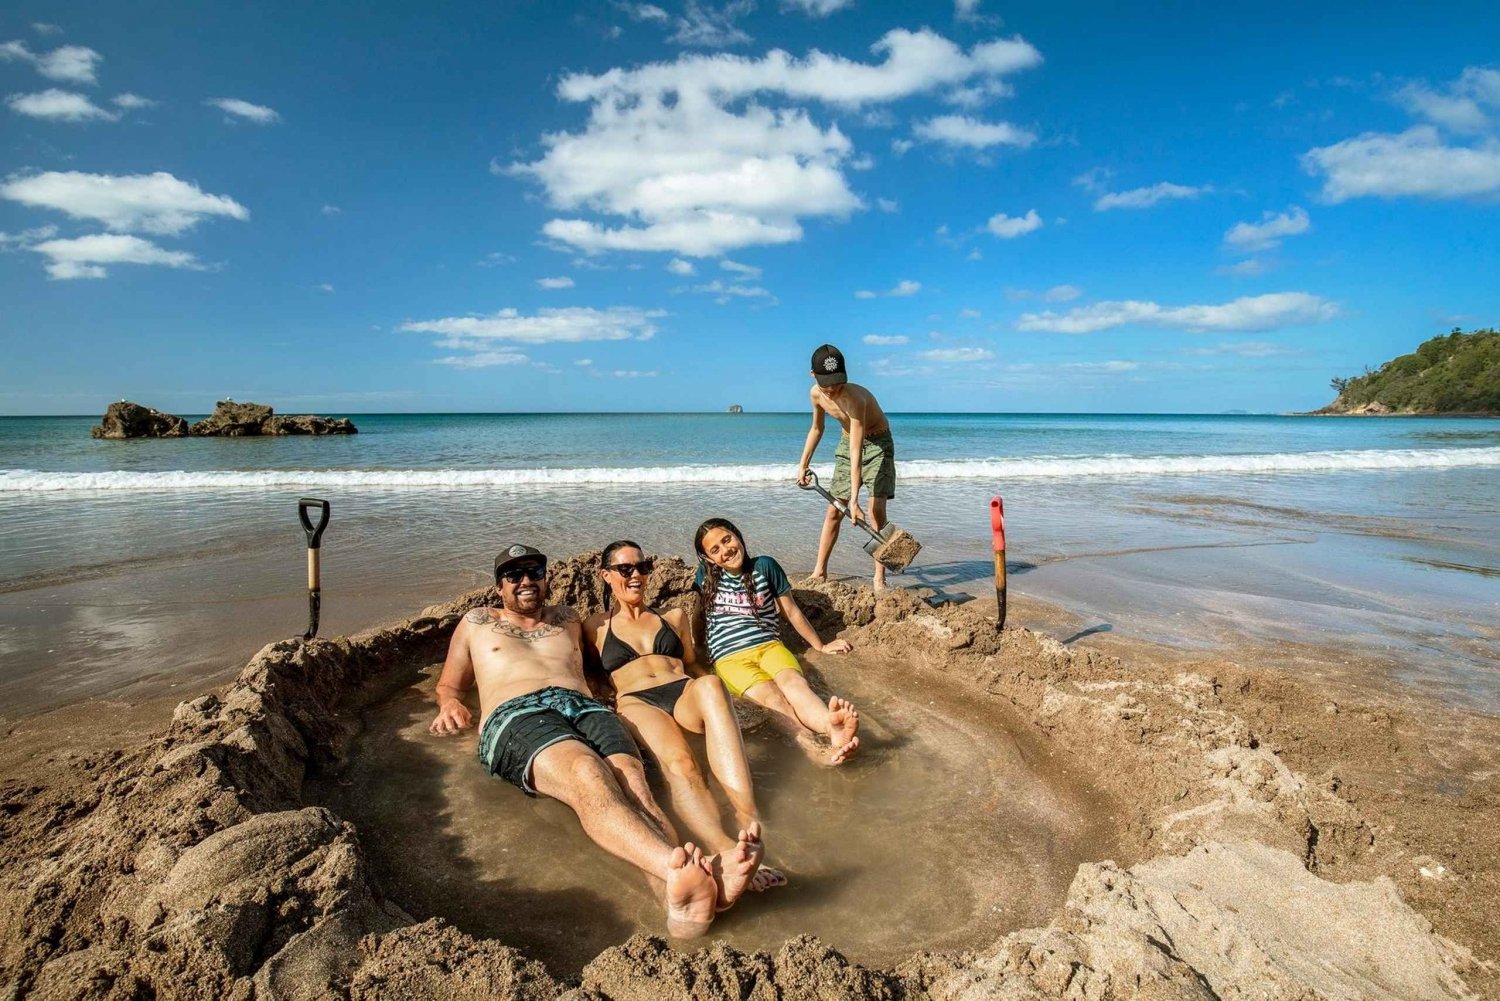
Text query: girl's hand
820 638 852 655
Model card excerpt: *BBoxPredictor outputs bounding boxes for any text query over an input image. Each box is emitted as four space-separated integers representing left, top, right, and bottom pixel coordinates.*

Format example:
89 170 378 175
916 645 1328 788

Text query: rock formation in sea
89 400 358 438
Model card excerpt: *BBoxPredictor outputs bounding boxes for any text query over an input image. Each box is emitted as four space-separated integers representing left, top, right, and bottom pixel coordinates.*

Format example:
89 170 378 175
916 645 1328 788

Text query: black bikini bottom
622 677 690 717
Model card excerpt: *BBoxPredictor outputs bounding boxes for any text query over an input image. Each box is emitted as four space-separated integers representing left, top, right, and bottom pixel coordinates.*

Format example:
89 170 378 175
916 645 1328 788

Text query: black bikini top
601 609 685 673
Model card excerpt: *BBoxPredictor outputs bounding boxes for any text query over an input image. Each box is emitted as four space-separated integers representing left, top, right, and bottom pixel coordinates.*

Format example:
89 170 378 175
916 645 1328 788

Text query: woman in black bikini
584 540 785 892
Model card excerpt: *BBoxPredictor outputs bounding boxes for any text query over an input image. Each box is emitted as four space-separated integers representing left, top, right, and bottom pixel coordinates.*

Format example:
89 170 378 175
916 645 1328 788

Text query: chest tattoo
467 605 576 641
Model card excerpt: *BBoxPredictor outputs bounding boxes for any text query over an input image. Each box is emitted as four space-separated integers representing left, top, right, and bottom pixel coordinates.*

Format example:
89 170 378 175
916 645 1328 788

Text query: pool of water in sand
311 649 1118 977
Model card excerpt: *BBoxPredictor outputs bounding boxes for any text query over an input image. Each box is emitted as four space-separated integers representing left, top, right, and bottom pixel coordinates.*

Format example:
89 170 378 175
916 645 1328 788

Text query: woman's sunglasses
606 559 654 578
499 564 546 584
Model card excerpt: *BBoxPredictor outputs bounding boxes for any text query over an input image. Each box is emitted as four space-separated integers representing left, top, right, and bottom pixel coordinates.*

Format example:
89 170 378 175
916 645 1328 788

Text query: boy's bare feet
665 844 718 938
713 822 766 911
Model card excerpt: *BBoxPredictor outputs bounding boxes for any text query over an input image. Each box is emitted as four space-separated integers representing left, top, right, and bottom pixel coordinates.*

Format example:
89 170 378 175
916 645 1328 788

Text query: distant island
1307 328 1499 416
726 404 743 414
91 399 358 438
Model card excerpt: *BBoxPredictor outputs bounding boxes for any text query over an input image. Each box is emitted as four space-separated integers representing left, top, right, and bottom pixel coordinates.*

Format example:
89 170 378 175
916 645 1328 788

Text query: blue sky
1 0 1497 415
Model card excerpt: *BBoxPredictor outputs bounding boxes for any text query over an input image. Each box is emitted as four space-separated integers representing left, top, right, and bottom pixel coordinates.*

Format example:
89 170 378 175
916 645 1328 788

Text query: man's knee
534 740 611 794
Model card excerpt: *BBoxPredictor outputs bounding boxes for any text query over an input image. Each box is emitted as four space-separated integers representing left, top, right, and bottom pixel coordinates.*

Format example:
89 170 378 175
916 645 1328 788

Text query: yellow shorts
714 641 803 697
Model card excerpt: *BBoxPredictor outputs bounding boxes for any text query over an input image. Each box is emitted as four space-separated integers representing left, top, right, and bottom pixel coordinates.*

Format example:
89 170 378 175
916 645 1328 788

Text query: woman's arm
776 593 852 655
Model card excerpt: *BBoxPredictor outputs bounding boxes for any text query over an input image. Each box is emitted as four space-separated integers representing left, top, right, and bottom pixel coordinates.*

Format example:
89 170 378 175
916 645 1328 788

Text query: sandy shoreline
1 558 1496 998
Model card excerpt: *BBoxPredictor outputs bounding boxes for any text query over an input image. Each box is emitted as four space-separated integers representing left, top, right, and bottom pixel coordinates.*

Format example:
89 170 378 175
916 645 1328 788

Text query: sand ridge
0 553 1492 999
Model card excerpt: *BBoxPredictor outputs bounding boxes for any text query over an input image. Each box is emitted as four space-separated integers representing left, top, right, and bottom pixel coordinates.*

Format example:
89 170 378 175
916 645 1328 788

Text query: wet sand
0 556 1496 999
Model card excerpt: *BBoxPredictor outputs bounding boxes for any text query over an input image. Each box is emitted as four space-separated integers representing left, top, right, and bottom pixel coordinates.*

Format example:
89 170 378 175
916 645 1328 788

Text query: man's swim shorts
714 640 803 697
832 429 896 500
477 685 639 795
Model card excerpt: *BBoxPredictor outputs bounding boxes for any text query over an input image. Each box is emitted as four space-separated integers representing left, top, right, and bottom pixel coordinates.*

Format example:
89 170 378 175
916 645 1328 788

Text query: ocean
2 412 1498 714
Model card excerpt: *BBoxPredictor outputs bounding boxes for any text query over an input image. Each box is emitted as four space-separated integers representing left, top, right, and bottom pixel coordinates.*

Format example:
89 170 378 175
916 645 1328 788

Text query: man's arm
796 389 826 484
429 613 478 735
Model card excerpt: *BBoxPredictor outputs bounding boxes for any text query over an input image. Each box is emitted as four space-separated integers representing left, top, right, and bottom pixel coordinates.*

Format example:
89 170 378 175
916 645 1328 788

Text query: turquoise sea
2 412 1498 714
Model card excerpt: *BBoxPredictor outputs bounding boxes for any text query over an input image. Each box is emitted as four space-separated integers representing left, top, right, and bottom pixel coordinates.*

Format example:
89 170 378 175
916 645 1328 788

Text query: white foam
3 446 1499 493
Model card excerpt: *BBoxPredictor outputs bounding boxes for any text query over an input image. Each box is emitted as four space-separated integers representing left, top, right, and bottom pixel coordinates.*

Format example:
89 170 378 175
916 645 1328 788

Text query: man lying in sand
428 543 765 938
796 343 897 590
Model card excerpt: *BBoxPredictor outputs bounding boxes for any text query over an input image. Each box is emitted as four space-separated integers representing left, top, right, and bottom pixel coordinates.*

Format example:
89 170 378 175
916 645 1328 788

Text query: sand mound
0 555 1484 999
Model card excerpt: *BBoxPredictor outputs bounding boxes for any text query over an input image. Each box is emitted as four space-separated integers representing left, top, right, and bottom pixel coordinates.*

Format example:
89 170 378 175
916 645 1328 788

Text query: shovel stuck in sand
297 497 330 640
798 471 922 572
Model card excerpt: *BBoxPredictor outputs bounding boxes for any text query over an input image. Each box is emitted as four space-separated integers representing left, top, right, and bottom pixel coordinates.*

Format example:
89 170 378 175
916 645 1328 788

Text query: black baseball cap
811 343 847 386
494 543 547 581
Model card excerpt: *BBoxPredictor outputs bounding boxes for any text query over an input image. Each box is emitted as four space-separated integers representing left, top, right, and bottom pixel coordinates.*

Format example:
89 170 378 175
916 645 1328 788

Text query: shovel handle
298 497 330 549
799 471 880 540
990 496 1005 551
297 498 329 640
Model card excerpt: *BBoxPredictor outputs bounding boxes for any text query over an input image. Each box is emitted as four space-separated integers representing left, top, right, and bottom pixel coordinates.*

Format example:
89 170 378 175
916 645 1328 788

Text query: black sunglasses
499 564 546 584
606 559 654 578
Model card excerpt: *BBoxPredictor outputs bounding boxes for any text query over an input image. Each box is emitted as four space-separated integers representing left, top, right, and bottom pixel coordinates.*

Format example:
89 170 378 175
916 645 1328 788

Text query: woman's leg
621 701 735 853
673 675 759 830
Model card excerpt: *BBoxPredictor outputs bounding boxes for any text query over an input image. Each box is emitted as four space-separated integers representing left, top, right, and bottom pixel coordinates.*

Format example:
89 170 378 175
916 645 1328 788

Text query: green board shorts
832 429 896 500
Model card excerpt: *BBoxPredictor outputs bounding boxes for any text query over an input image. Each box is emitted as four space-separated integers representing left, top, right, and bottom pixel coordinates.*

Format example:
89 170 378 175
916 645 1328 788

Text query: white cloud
876 197 898 212
1216 258 1271 278
1223 206 1310 253
690 279 775 302
923 347 993 362
6 89 117 122
32 23 63 36
611 369 658 377
478 251 516 267
318 283 335 293
435 350 531 368
668 1 755 47
402 307 664 357
1302 125 1500 202
891 138 914 155
1093 181 1211 211
1393 67 1500 135
954 0 983 20
1060 360 1140 373
0 41 102 85
1183 341 1291 358
575 358 594 366
537 276 576 289
863 334 909 345
112 92 155 109
0 224 58 248
912 113 1035 149
854 279 920 298
29 233 202 279
720 258 762 278
667 257 696 275
0 171 249 235
207 97 280 124
782 0 854 15
1016 291 1338 334
626 4 671 22
959 308 981 319
986 208 1042 238
943 79 1014 109
517 29 1042 257
321 204 342 216
1043 284 1081 302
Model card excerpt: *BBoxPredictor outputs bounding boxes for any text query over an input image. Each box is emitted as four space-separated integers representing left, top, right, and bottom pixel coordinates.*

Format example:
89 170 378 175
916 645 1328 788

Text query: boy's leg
870 496 888 589
809 502 843 579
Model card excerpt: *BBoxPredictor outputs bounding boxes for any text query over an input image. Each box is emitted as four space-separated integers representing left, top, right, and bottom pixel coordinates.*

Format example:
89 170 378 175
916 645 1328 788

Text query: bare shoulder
662 605 689 628
548 605 582 633
462 606 495 626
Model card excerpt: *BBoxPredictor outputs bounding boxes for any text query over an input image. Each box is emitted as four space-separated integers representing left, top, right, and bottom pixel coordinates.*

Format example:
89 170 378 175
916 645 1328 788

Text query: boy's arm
796 389 826 484
430 614 478 734
776 593 852 655
847 409 866 523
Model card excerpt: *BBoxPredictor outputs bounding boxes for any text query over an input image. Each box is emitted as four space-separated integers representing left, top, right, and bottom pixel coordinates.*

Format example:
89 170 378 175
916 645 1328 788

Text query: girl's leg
741 678 841 766
674 675 759 830
621 701 735 853
773 670 860 764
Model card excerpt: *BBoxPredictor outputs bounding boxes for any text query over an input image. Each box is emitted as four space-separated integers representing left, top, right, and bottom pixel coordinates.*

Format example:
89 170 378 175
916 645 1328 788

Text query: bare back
453 605 589 721
811 381 889 436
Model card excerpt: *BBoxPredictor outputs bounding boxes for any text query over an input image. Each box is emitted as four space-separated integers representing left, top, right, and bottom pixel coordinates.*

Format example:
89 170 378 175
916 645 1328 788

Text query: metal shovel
798 470 922 571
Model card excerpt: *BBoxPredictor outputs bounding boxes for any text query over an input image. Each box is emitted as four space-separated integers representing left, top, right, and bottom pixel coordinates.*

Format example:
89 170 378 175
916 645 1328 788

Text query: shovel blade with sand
798 471 922 572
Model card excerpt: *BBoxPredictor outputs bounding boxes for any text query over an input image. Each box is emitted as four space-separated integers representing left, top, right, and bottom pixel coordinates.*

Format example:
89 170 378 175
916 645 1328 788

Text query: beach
1 412 1498 997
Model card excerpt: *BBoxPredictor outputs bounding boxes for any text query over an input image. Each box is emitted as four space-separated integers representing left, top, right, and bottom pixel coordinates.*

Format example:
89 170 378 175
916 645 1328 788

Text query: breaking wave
4 447 1499 493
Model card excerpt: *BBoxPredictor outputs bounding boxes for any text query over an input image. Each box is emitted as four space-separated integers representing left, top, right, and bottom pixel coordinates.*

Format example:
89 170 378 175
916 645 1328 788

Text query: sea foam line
3 446 1499 493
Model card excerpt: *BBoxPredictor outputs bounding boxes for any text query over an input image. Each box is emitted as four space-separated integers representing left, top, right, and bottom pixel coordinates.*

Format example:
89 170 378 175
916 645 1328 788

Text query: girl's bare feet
828 696 859 749
665 844 718 938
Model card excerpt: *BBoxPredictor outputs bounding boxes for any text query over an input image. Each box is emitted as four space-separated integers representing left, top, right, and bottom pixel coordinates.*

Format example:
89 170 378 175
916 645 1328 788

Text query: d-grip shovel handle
991 496 1007 632
297 498 330 640
798 470 880 539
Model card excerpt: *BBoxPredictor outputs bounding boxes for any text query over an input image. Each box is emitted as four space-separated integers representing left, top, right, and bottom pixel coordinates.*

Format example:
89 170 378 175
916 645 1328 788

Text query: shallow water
311 652 1116 977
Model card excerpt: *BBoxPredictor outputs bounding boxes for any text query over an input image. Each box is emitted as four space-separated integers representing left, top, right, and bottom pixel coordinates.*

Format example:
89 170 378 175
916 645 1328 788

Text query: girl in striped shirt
694 517 861 766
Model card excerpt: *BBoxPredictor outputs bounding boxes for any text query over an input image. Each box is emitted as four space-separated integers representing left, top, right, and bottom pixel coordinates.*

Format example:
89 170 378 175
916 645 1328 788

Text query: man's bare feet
664 844 718 938
828 696 859 749
713 822 766 911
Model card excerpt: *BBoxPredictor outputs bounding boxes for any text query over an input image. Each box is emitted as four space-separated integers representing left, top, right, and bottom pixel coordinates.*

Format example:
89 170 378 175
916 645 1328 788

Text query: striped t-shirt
695 555 792 663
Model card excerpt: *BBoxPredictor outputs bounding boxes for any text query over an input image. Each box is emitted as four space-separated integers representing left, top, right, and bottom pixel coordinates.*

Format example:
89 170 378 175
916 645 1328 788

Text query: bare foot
795 731 831 766
802 572 827 584
664 844 717 938
713 822 766 911
750 865 788 891
829 734 860 766
828 696 860 749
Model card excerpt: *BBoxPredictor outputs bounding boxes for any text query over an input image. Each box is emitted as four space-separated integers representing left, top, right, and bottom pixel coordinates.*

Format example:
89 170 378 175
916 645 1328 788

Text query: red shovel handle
990 496 1005 551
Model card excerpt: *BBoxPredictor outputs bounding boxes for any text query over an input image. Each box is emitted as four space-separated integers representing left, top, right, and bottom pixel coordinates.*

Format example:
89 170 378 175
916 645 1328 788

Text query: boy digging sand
795 343 897 590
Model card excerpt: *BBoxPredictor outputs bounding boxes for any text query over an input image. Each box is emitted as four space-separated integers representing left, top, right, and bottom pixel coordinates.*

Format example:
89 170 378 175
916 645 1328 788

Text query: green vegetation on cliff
1324 329 1500 414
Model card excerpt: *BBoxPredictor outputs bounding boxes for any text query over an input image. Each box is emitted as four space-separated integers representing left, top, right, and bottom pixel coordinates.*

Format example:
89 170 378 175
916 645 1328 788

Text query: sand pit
0 553 1493 999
